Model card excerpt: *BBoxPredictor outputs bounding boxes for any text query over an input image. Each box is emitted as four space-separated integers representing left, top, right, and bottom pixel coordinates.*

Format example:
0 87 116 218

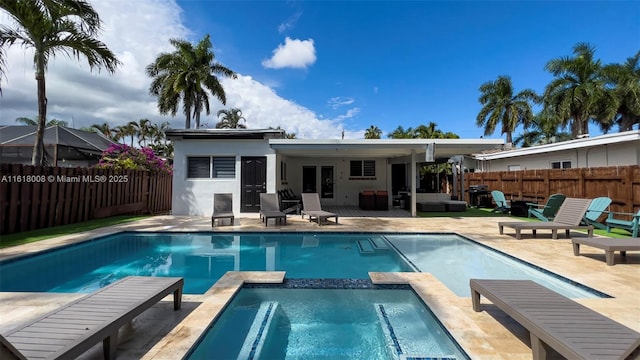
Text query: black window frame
187 156 236 179
349 160 376 177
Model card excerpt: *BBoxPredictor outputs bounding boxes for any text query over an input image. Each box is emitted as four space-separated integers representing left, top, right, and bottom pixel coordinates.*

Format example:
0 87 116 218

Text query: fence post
624 167 633 213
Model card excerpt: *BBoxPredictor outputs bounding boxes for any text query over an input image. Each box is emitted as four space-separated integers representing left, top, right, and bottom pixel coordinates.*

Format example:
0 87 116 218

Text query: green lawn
417 207 511 218
418 207 633 238
0 215 150 249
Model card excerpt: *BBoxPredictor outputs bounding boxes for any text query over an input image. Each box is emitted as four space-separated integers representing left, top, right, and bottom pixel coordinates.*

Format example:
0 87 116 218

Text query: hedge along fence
465 165 639 214
0 163 172 235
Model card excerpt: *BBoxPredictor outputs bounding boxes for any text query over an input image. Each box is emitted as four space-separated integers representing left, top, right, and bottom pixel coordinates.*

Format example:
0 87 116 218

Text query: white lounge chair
301 193 338 226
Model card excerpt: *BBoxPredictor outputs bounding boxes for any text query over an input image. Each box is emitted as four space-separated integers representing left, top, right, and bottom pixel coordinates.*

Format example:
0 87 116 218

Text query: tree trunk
185 112 191 129
32 55 47 166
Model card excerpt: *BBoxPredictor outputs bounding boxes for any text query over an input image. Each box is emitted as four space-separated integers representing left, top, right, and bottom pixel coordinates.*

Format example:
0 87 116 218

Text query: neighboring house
0 125 117 167
167 128 504 217
473 130 640 172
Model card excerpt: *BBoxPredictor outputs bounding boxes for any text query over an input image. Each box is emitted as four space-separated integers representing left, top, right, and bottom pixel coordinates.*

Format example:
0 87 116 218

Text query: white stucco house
166 129 504 217
473 130 640 172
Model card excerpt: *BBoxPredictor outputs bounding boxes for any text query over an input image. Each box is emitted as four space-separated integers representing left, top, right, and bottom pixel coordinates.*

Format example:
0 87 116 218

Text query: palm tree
123 121 139 147
387 125 414 139
543 42 615 138
0 47 5 95
0 0 120 166
364 125 382 139
513 109 571 147
15 117 68 127
136 118 154 146
476 75 538 144
602 51 640 132
91 122 114 140
148 121 173 157
216 108 246 129
147 34 236 129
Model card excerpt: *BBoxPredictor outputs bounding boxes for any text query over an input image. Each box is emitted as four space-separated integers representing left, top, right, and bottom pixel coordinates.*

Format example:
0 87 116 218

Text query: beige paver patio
1 214 638 359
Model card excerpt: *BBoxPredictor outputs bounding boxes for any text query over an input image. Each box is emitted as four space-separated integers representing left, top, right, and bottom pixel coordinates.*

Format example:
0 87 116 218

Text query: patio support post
411 150 417 217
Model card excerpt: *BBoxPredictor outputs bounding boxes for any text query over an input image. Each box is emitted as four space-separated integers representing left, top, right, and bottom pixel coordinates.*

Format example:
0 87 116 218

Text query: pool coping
141 271 505 360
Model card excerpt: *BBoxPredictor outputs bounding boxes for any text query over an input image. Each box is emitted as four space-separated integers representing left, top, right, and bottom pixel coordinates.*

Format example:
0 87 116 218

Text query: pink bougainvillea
96 144 172 174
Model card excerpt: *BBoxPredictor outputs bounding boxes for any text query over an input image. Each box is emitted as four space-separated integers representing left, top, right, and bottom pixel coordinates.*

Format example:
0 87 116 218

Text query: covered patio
270 138 504 216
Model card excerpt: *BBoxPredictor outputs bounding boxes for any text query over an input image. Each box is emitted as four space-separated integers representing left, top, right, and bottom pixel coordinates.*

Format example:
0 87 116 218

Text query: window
187 157 210 178
507 165 521 171
551 161 571 169
350 160 376 177
213 157 235 178
280 161 287 181
187 156 236 178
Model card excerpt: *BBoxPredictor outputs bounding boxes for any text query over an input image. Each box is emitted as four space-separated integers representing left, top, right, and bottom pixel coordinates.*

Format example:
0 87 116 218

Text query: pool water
0 232 412 294
0 232 604 298
187 287 468 360
385 234 602 298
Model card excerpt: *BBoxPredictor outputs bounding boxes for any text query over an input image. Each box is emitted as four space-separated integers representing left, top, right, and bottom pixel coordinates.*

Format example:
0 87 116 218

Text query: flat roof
166 128 286 140
474 130 640 160
270 138 505 159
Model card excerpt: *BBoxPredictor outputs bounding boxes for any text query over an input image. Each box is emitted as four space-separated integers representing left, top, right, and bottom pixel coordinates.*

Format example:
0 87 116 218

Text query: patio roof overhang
269 138 505 160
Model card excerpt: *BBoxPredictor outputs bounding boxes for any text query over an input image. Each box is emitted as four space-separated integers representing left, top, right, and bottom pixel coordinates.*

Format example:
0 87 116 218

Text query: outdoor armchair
490 190 511 213
527 194 566 221
606 209 640 237
581 196 612 229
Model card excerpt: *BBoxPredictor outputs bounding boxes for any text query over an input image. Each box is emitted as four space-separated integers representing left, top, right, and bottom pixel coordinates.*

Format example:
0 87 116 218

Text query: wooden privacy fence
465 165 639 214
0 164 172 235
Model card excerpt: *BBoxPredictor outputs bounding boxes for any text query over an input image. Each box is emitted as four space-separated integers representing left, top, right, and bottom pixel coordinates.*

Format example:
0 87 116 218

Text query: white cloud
328 96 355 109
0 0 189 129
202 75 361 139
0 1 361 139
262 37 316 69
278 11 302 34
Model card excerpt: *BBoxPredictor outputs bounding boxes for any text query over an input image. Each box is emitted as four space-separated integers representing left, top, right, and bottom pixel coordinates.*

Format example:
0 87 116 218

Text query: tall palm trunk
194 101 201 129
33 54 47 166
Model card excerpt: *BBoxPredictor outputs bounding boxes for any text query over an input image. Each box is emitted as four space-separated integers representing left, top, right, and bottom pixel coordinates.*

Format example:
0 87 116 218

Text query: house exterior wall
477 141 639 171
281 157 390 206
171 139 276 216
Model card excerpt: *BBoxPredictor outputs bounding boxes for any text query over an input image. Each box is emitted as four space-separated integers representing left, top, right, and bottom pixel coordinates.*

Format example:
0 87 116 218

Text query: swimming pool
0 232 604 298
187 286 469 360
0 232 412 294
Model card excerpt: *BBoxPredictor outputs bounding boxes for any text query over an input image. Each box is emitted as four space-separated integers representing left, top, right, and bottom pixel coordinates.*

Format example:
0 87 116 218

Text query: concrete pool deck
1 214 638 359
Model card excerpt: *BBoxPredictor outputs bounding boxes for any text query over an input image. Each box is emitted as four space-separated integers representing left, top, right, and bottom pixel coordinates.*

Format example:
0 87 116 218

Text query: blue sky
175 0 639 139
1 1 638 140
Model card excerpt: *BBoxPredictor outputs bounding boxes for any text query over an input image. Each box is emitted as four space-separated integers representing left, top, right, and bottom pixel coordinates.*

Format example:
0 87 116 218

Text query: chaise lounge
498 197 594 239
211 193 234 227
571 237 640 266
470 279 640 360
301 193 338 226
259 193 287 227
0 276 184 360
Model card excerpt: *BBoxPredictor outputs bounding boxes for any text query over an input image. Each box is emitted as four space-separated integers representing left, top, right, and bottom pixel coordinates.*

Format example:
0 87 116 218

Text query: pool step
357 239 375 254
375 303 457 360
238 301 279 360
369 236 390 250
